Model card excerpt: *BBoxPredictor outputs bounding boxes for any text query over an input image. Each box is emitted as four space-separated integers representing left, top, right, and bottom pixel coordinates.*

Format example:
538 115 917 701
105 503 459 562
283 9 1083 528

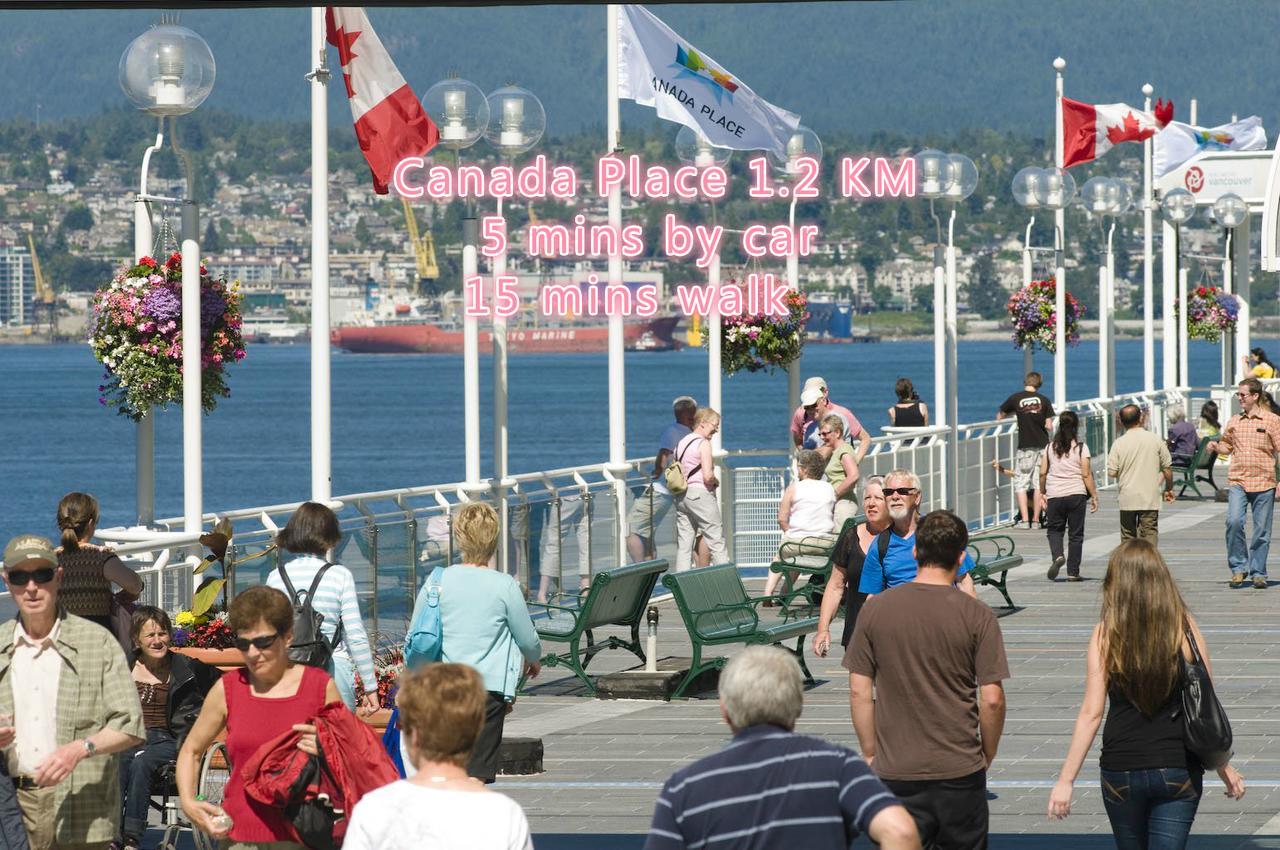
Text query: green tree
964 253 1006 319
871 284 896 310
59 205 92 232
203 219 222 252
354 215 371 249
912 284 934 313
855 244 883 289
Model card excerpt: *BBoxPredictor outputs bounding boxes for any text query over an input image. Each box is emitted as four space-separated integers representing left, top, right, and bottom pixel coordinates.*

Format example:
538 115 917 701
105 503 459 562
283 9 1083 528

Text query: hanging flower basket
1176 285 1239 343
89 253 246 421
715 286 808 375
1006 277 1083 353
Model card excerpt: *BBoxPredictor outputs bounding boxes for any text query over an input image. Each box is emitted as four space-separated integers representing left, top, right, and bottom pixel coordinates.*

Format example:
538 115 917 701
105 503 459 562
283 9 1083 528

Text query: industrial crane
400 198 439 290
26 233 56 339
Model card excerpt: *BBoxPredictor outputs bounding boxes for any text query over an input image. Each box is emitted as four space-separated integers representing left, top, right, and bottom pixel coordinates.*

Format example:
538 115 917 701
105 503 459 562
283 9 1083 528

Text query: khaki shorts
1013 448 1042 491
627 484 674 538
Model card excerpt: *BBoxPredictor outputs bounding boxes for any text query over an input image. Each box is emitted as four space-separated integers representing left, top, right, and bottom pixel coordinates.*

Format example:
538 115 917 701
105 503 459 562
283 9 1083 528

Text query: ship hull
332 316 681 354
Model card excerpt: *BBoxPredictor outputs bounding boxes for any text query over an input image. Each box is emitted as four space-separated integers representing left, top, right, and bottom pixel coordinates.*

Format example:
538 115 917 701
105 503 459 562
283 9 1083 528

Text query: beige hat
800 386 824 406
803 376 827 393
3 534 57 570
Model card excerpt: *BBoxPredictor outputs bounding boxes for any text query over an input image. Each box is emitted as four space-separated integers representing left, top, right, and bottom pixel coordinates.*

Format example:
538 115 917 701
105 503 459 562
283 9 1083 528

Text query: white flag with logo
617 4 800 156
1154 116 1267 178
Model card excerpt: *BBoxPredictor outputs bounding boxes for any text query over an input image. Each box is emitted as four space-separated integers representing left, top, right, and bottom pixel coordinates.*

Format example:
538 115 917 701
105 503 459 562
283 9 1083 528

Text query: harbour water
0 337 1262 543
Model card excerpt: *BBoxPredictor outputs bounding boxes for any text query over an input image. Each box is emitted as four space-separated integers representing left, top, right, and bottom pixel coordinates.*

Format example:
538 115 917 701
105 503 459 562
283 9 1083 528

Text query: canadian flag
326 7 438 193
1061 97 1172 169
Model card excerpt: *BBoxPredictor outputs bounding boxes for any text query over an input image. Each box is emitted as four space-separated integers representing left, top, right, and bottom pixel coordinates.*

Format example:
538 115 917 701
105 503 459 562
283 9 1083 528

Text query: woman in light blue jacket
407 502 541 783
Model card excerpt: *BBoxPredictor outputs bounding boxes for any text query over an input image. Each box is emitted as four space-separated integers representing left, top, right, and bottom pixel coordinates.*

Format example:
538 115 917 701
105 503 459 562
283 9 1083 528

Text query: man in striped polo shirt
643 646 919 850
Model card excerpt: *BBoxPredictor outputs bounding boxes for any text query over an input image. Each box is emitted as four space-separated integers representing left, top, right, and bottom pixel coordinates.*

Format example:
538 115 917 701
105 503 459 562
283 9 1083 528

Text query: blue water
0 337 1259 544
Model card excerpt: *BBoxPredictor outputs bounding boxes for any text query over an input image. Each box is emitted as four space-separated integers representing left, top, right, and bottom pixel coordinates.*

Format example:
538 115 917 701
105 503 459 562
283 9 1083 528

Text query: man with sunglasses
856 470 978 598
0 535 144 850
791 377 868 460
1213 377 1280 588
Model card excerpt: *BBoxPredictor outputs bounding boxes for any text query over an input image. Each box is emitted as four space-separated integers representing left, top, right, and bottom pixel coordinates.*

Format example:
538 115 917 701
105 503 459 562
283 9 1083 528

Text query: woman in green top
818 413 860 528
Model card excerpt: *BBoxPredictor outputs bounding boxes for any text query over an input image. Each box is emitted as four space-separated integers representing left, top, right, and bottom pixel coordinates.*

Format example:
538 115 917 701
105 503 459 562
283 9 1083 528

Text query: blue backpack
404 566 445 669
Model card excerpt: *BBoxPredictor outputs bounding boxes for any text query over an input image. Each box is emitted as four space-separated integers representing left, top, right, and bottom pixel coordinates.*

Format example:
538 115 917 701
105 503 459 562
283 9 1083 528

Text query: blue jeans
119 728 178 841
329 652 358 710
1101 768 1202 850
1226 485 1275 577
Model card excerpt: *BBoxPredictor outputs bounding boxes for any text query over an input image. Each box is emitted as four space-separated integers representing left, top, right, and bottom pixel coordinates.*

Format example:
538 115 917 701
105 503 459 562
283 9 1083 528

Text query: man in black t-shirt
997 371 1055 528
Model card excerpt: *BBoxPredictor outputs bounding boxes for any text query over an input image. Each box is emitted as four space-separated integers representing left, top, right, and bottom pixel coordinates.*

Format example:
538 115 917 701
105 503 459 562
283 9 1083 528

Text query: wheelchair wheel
192 743 231 850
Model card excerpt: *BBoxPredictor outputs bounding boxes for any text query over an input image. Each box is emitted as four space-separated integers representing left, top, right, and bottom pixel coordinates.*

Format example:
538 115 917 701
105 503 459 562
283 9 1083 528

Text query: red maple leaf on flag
1106 111 1155 145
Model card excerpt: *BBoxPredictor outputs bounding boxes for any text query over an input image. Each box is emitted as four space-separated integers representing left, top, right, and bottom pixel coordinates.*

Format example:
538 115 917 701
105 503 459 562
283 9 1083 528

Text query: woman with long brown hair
1048 539 1245 848
55 492 143 631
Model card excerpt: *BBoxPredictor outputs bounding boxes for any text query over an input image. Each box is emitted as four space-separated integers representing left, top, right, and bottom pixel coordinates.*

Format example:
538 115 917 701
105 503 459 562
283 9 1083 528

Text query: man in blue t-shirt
858 469 977 597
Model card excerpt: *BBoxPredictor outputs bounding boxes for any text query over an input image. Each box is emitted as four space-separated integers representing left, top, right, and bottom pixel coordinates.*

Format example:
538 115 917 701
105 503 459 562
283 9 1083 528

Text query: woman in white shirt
344 664 534 850
266 502 379 715
1038 411 1099 582
765 449 837 599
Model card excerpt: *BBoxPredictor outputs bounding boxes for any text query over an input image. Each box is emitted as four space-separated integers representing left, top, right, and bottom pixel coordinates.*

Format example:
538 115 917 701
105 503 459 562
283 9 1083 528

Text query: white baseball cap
801 387 824 406
803 376 827 393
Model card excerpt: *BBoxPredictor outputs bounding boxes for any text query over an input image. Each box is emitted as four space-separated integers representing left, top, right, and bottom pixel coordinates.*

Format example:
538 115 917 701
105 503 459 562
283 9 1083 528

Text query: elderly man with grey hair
858 469 978 597
644 646 919 850
1165 403 1199 467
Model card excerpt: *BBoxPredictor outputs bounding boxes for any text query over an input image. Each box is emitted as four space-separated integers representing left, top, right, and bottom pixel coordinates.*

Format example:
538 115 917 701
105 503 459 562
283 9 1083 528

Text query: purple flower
142 287 181 322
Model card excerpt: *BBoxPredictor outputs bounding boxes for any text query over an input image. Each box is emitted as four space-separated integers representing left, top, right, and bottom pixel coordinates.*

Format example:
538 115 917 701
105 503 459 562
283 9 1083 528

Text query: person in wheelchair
116 606 220 850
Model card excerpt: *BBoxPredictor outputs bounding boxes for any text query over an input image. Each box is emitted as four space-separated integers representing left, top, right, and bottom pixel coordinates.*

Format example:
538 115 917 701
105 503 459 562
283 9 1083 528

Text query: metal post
309 9 332 502
134 192 155 527
786 196 800 444
606 4 629 567
1236 217 1252 382
1106 230 1116 398
1142 83 1155 392
709 249 723 452
1054 240 1067 410
1022 217 1034 378
180 198 202 533
933 243 946 425
462 215 480 485
1054 57 1067 408
1100 222 1116 399
1178 262 1190 388
1162 219 1178 388
945 211 959 510
493 196 511 575
645 606 659 672
1223 227 1234 388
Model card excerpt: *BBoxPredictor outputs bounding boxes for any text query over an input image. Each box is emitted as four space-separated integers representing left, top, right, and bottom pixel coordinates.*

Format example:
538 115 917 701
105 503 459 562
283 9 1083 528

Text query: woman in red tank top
175 587 341 847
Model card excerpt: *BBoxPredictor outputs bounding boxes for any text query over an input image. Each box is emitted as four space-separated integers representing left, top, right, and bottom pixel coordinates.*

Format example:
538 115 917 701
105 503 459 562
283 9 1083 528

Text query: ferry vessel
331 314 681 354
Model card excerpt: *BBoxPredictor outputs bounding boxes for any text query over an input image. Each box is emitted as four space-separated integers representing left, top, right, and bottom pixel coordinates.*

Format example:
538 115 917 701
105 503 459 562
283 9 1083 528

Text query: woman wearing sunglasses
177 586 341 847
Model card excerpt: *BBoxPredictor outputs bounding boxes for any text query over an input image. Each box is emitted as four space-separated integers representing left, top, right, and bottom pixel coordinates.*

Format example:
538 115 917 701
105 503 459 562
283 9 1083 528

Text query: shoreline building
0 245 34 326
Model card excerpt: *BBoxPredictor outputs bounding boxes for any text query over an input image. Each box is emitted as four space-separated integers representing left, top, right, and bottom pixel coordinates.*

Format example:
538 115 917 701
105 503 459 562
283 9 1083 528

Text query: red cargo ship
331 315 681 354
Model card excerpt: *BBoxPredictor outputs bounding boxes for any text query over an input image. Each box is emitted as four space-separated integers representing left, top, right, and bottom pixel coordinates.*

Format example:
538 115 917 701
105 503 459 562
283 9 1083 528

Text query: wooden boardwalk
502 490 1280 849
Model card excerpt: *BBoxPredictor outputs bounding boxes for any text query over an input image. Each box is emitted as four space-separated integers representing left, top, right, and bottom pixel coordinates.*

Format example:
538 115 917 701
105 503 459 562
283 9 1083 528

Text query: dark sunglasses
5 567 55 587
233 633 281 652
883 487 919 496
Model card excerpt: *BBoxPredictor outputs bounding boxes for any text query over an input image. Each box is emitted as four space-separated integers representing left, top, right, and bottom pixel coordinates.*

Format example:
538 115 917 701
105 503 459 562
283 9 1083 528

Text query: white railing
0 387 1209 635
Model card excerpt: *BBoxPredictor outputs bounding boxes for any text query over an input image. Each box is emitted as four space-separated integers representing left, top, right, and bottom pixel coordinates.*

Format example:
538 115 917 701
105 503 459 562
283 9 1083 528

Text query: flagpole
310 7 332 503
1142 83 1154 393
1053 57 1067 410
1162 217 1177 389
606 4 628 567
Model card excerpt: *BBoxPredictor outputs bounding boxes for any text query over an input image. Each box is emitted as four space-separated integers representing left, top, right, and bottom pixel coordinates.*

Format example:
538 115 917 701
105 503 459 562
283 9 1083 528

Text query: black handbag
1178 623 1233 770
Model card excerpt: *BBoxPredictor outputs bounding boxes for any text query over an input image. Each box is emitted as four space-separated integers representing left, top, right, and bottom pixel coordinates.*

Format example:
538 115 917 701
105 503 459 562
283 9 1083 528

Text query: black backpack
276 562 344 668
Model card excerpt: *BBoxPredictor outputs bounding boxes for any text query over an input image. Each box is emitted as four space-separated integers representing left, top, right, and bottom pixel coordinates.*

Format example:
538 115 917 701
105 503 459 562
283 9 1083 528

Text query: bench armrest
968 534 1016 564
689 602 761 639
529 601 583 632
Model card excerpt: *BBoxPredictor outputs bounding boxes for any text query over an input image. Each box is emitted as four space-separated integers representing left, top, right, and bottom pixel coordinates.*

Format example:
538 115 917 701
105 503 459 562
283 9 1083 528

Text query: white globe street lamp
118 22 215 536
675 125 731 169
1161 187 1196 386
769 126 822 178
422 77 489 150
485 85 545 157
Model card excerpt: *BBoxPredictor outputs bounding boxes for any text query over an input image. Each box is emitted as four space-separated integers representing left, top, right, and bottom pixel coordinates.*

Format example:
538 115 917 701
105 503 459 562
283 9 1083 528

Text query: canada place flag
327 7 438 193
617 4 800 157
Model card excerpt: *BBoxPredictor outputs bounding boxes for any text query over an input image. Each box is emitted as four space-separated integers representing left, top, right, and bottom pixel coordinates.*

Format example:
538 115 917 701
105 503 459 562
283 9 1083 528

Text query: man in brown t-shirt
844 510 1009 849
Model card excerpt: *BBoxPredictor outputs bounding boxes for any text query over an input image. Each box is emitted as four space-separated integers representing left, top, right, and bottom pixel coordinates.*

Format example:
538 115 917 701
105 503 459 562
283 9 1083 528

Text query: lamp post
119 22 215 533
1011 166 1044 379
1212 194 1249 384
1161 188 1196 387
676 127 731 454
915 149 976 509
1079 176 1132 402
772 126 822 430
422 78 489 487
485 84 544 576
1034 167 1076 409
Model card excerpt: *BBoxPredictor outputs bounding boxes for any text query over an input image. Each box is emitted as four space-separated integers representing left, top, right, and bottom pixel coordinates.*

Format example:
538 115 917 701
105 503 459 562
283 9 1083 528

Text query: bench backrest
662 563 754 635
579 559 669 630
1192 435 1217 470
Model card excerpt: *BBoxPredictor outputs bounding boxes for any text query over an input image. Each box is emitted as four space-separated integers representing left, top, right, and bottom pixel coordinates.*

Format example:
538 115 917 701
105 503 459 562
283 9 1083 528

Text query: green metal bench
967 534 1025 609
768 517 861 618
526 559 669 695
662 563 818 699
1174 436 1219 499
